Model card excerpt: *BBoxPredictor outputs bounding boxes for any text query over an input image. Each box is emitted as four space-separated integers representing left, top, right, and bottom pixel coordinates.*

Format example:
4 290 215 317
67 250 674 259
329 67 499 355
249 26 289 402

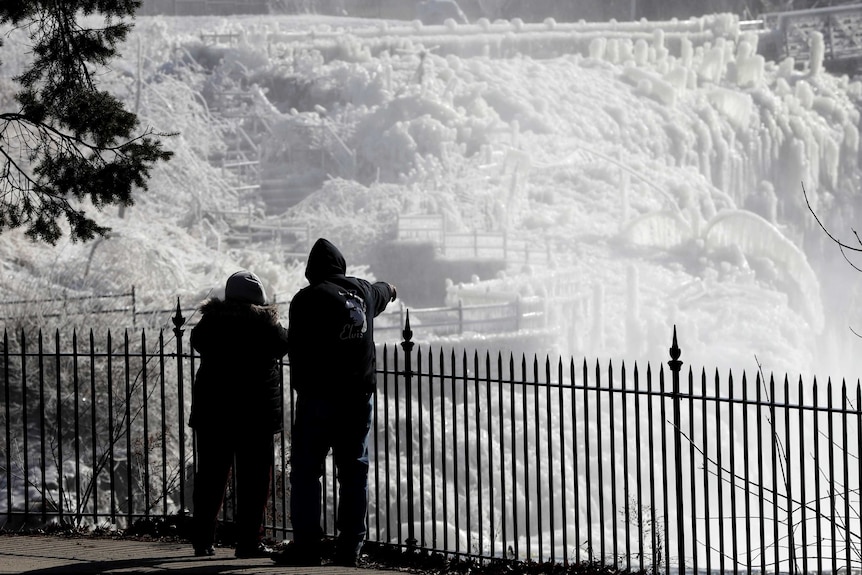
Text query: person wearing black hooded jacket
273 238 396 567
188 270 289 559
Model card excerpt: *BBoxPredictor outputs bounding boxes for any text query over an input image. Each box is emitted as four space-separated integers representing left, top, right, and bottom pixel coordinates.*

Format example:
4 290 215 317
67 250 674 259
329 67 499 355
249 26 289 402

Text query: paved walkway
0 535 384 574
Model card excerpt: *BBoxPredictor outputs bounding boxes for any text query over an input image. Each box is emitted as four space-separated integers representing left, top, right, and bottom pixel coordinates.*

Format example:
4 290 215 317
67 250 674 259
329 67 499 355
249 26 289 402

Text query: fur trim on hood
199 298 281 324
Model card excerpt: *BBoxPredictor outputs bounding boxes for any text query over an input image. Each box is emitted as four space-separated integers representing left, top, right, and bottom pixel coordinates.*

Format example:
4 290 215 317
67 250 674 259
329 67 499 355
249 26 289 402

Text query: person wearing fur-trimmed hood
188 270 289 559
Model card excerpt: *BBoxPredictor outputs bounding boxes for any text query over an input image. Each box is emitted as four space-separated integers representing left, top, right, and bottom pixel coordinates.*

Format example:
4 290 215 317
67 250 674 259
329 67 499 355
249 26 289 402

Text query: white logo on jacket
339 290 367 340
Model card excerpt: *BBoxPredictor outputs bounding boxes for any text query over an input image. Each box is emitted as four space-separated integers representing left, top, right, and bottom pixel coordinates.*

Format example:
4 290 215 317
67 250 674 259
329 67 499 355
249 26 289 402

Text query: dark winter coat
189 299 289 434
287 238 395 397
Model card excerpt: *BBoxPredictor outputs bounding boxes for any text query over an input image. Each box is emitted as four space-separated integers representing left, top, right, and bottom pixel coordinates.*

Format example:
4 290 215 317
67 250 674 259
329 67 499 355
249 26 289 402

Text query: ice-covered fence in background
397 215 551 267
2 309 862 574
0 288 548 337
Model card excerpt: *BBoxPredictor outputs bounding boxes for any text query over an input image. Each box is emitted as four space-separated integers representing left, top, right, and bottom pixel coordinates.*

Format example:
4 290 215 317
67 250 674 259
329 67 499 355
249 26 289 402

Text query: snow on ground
2 12 862 381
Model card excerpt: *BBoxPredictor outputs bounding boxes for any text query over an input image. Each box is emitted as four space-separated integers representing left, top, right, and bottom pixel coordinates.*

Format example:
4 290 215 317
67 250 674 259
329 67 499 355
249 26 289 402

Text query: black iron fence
2 307 862 574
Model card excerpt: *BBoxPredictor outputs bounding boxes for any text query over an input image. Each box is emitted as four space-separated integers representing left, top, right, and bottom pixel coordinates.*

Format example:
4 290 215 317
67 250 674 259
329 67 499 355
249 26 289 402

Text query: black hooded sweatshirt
287 238 395 396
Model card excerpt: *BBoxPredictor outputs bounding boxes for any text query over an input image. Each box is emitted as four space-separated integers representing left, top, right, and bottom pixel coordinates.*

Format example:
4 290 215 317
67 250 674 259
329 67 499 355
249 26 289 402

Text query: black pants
191 428 274 550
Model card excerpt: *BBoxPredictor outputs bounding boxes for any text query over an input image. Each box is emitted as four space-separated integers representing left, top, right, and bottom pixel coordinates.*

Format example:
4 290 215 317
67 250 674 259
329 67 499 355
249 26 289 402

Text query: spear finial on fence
401 309 413 346
668 324 681 368
172 298 185 337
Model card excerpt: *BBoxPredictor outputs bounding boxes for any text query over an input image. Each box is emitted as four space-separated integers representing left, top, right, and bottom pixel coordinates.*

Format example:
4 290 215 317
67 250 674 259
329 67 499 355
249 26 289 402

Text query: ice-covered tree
0 0 172 244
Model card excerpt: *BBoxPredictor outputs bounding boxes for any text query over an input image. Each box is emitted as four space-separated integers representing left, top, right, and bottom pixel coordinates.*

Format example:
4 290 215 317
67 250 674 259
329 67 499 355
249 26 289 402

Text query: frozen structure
1 12 861 379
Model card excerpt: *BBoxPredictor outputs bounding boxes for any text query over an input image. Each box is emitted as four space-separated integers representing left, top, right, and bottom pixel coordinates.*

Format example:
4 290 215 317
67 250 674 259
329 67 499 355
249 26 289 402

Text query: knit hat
224 270 267 305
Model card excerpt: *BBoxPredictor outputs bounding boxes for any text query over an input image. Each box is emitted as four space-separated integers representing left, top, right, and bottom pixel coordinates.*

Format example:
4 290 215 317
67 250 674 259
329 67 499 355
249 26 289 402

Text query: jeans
289 393 373 557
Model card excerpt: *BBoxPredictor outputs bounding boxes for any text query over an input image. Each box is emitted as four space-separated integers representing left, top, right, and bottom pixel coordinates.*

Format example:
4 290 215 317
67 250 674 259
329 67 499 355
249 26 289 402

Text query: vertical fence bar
3 330 10 520
485 353 494 558
634 364 643 571
369 344 382 539
417 349 426 549
55 330 64 524
557 358 567 565
509 354 518 559
495 352 505 559
828 379 837 575
856 382 862 575
798 376 808 574
429 349 438 550
453 350 463 555
702 369 711 575
622 362 631 571
373 347 383 542
668 329 683 573
142 330 150 518
782 375 804 566
158 331 168 519
727 371 738 575
755 373 766 574
172 302 185 514
401 312 416 548
72 331 81 521
475 351 484 556
646 365 657 572
583 359 592 562
546 357 555 564
21 330 29 519
571 358 581 564
812 378 823 573
742 374 751 572
842 381 851 573
595 360 604 564
90 330 99 524
607 360 617 568
392 343 403 544
770 375 780 572
521 356 530 560
658 366 669 575
714 370 725 574
464 351 473 556
440 349 449 551
38 331 47 525
688 369 698 574
108 331 116 525
276 357 286 538
124 330 133 522
533 357 542 562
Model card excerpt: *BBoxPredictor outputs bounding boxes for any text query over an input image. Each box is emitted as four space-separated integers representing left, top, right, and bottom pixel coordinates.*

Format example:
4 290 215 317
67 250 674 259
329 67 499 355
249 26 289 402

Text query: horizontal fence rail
2 309 862 574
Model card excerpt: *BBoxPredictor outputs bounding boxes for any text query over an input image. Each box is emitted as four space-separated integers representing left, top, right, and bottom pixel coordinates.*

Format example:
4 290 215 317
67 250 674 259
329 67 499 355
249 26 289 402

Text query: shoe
271 541 321 566
194 546 215 557
235 542 274 558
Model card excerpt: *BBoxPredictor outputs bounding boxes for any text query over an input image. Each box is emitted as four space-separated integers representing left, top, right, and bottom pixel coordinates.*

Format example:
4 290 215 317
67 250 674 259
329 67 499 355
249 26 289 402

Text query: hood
305 238 347 284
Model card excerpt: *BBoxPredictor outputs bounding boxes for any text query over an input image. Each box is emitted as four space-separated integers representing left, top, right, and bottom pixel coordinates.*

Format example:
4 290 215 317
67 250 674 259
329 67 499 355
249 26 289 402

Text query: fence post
172 299 188 514
400 310 417 549
668 326 685 570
